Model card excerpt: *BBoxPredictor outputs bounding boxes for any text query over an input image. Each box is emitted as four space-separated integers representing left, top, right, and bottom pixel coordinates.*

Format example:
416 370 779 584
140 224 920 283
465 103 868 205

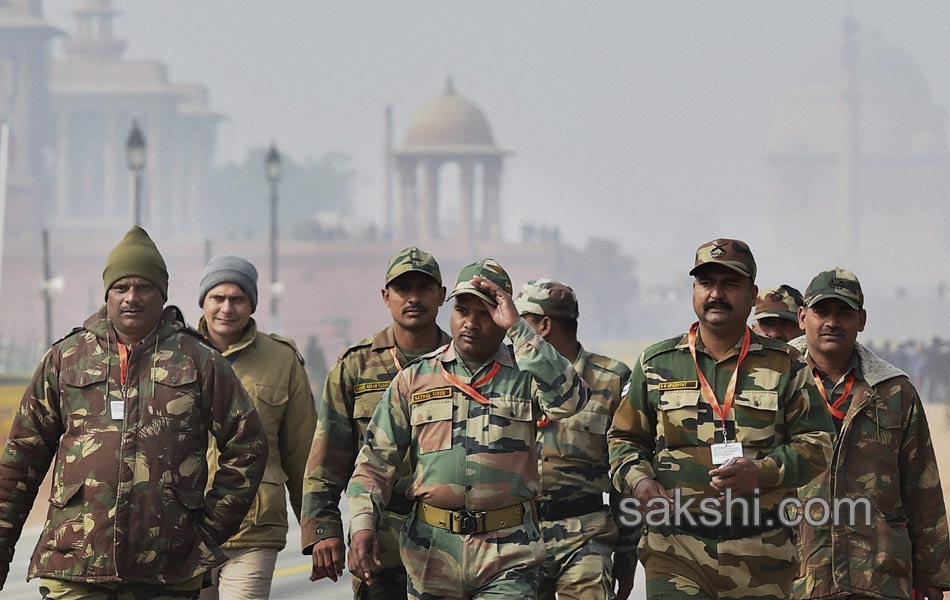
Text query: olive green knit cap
102 226 169 300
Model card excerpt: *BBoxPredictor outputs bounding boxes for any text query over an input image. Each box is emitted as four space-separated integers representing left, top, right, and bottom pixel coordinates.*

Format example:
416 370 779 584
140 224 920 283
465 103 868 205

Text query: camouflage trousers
399 506 545 599
38 576 203 600
638 525 796 600
537 508 618 600
353 508 408 600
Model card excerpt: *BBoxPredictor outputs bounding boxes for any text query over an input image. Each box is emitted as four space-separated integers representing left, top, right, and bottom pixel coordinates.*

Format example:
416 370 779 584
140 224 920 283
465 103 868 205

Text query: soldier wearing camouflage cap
515 279 637 600
608 238 833 600
750 285 805 342
347 259 589 599
0 227 268 597
790 268 950 600
302 246 448 599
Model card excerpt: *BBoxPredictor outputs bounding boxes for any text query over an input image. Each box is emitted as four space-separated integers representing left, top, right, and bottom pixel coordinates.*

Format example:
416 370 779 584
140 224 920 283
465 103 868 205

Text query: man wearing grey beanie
197 255 317 600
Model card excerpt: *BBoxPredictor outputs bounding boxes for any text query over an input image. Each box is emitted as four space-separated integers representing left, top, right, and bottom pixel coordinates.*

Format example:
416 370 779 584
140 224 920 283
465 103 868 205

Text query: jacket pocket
60 368 109 418
733 390 779 447
353 389 387 446
253 383 288 447
411 396 454 454
562 406 611 435
153 370 199 417
252 470 290 528
657 390 700 448
45 480 84 552
488 395 533 452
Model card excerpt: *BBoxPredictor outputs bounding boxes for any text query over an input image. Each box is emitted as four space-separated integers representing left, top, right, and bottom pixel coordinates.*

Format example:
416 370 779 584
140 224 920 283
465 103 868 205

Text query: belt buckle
452 509 485 534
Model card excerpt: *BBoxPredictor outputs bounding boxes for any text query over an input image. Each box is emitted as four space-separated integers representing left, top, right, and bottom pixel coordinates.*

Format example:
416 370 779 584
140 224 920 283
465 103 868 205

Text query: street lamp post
264 143 282 324
126 120 146 226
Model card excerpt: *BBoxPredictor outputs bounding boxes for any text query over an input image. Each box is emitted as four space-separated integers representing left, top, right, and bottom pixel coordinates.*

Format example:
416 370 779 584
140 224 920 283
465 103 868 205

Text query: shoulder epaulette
52 326 86 347
268 333 306 365
337 336 375 361
181 324 208 342
587 352 632 378
418 343 451 362
642 335 688 363
753 333 796 357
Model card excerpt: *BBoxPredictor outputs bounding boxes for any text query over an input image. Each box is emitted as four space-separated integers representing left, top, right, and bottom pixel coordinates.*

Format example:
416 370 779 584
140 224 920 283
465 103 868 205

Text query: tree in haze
202 146 357 241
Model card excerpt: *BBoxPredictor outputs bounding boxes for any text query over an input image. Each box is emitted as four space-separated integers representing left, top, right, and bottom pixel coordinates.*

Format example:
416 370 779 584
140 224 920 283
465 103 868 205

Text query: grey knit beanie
199 255 259 312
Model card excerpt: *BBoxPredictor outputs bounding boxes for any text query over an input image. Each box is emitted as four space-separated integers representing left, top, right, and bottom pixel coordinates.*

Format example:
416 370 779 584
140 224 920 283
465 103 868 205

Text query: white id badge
110 400 124 421
711 442 743 465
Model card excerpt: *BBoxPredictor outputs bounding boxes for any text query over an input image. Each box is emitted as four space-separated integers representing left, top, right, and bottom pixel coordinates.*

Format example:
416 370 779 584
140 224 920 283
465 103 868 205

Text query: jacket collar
439 340 515 369
197 316 257 357
788 335 906 388
87 304 185 347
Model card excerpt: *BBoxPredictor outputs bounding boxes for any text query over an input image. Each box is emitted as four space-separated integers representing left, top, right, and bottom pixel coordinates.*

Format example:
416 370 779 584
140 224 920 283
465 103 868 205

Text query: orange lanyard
117 342 130 387
686 323 751 436
439 361 501 406
389 347 403 372
812 370 855 420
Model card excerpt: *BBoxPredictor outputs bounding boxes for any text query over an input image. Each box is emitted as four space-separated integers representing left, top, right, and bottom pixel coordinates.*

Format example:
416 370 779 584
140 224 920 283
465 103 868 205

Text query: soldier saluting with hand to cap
346 259 589 599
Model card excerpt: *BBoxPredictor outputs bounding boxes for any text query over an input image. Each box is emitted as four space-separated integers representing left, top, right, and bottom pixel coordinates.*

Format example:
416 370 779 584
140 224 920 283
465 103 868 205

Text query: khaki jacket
201 318 316 550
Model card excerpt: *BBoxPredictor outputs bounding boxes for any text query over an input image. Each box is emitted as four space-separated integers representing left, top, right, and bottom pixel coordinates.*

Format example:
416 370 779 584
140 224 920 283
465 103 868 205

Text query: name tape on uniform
657 380 699 391
410 387 453 403
354 381 390 396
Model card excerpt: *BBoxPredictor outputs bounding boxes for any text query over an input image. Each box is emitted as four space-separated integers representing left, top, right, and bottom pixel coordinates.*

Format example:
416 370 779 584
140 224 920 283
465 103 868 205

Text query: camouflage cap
804 268 864 310
447 258 512 306
689 238 756 281
514 278 579 319
384 246 442 286
751 285 804 322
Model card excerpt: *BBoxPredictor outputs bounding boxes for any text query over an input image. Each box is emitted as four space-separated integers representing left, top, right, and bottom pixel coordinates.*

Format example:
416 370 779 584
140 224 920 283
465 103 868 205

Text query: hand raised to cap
472 275 520 329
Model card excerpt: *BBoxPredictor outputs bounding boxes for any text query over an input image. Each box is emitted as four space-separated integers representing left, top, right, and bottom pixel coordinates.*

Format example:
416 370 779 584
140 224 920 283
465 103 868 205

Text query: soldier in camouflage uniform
196 255 316 600
0 227 268 599
302 247 449 599
608 238 834 600
750 285 805 342
514 278 636 600
347 259 589 600
790 268 950 600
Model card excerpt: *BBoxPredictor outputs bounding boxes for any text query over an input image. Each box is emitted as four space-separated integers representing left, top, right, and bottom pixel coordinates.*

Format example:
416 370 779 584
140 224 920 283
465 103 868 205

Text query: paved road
4 520 646 599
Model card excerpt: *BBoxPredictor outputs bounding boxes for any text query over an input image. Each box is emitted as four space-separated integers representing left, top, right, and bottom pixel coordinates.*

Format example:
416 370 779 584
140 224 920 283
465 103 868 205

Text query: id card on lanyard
687 323 750 465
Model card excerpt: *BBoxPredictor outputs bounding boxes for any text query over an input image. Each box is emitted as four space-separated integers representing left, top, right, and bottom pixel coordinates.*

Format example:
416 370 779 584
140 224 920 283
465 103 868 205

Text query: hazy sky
42 1 950 290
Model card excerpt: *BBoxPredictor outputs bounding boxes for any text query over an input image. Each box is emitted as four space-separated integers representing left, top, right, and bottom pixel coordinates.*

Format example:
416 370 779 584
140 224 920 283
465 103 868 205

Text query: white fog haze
4 2 950 598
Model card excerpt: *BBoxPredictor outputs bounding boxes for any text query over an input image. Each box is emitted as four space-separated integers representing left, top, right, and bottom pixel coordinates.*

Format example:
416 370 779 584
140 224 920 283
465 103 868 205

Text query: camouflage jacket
537 346 638 554
789 338 950 599
608 327 833 513
0 306 267 588
200 317 315 551
347 318 589 533
300 325 450 551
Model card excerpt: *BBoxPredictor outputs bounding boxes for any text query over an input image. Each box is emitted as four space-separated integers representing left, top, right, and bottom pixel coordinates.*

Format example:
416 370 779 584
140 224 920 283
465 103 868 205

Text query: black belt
386 495 413 515
536 494 605 521
667 508 786 540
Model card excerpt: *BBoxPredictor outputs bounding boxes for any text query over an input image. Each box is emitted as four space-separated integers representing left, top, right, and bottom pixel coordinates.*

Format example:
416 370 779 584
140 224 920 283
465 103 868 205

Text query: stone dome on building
767 22 946 157
402 77 496 152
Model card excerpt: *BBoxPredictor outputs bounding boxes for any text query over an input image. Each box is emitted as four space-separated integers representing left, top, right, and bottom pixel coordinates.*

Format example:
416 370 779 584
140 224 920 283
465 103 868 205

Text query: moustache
704 301 732 312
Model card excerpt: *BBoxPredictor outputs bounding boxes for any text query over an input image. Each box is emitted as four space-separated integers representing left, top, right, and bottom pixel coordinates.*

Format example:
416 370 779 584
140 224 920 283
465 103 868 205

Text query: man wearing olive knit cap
197 255 316 600
0 227 268 598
